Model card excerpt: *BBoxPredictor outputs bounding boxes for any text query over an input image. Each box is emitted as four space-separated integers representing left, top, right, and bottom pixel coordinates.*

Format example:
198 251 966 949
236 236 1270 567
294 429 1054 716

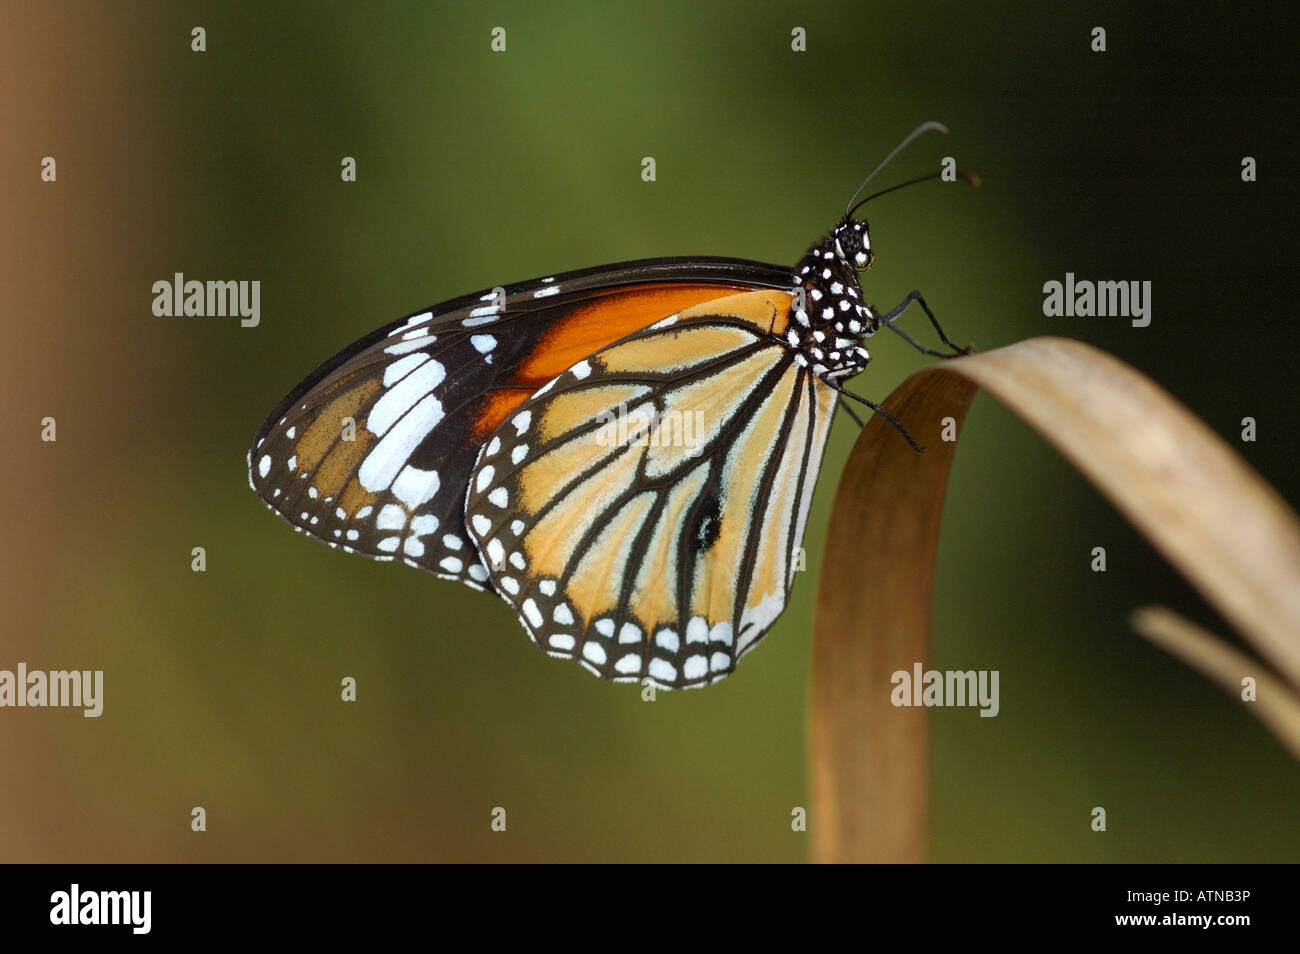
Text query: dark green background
4 1 1297 861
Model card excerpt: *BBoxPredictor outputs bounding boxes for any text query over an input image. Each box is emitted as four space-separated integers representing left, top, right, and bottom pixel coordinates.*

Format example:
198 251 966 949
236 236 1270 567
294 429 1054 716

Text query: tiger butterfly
248 122 972 690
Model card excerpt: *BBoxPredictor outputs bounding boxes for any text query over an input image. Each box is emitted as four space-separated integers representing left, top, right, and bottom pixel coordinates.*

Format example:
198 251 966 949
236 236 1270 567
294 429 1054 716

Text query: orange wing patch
471 283 781 439
520 284 774 383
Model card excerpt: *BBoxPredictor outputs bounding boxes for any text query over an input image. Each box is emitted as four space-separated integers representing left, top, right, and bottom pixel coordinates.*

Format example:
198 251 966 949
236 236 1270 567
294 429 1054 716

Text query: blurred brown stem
811 371 977 864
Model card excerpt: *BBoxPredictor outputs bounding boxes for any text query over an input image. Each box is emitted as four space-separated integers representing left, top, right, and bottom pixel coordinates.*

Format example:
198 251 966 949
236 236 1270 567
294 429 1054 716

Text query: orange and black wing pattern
248 259 793 592
463 289 840 688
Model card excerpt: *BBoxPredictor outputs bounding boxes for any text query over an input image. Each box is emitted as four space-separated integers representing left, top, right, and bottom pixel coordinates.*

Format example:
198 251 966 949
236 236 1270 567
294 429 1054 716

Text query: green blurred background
3 1 1297 862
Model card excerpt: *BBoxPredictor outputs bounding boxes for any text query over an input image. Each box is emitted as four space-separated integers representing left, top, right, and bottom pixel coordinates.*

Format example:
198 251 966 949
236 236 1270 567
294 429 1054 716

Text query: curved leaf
812 336 1300 863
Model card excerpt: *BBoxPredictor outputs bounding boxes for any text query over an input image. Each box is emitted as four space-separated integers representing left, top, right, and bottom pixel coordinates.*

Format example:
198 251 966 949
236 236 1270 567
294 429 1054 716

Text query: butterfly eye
833 228 860 260
836 230 872 271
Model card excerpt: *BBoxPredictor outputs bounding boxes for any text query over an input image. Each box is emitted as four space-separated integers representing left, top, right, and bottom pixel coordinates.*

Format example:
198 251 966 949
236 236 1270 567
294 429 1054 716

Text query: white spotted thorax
786 217 878 380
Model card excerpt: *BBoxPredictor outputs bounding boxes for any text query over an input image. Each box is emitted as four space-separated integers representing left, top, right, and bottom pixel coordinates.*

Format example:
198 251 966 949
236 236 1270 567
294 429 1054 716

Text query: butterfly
248 122 973 689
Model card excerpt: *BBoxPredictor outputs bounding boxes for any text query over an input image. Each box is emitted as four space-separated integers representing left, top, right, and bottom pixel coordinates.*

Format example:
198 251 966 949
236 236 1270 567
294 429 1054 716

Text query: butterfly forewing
464 289 840 688
248 259 792 592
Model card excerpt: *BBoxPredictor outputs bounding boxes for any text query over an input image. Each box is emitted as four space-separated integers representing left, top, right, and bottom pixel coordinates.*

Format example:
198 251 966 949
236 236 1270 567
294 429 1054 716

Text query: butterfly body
788 219 880 380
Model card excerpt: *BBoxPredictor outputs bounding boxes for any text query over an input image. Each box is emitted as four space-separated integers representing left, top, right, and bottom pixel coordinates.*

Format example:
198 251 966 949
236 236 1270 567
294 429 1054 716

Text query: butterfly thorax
785 218 879 381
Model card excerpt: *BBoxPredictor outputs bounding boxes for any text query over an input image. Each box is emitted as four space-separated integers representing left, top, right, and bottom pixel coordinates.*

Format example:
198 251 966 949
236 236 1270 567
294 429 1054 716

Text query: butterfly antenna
848 167 982 219
843 121 950 216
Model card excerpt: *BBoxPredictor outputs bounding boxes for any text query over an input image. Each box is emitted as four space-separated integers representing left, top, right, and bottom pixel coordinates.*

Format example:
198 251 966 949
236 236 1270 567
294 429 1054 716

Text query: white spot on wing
391 465 440 507
648 659 676 683
368 360 446 436
359 393 443 491
377 504 406 530
384 336 436 356
387 311 432 336
522 599 543 627
383 352 429 386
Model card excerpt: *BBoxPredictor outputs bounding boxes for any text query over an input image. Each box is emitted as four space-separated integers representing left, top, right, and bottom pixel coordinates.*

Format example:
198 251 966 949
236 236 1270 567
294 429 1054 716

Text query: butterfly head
832 217 873 270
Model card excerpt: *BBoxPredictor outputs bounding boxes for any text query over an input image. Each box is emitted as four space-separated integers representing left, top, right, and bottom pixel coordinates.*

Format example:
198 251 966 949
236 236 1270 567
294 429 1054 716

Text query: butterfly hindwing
248 259 792 592
464 289 839 688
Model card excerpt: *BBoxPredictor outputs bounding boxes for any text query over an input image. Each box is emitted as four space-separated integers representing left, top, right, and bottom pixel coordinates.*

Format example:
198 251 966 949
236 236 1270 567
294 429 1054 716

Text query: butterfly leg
838 399 866 429
831 386 924 453
876 290 972 357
